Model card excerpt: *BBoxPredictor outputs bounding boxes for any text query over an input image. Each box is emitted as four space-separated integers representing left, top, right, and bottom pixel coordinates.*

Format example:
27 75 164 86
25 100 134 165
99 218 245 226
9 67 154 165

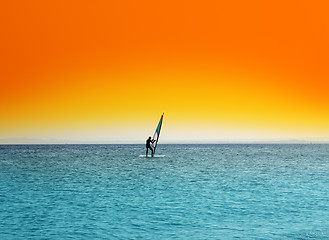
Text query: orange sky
1 0 329 143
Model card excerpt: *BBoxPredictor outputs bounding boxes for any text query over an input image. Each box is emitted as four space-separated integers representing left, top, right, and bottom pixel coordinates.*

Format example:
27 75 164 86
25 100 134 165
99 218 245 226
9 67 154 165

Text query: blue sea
1 144 329 239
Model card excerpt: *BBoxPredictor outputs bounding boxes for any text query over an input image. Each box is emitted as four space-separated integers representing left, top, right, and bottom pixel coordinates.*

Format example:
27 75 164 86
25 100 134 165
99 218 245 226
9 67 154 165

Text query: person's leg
151 147 154 157
146 147 148 157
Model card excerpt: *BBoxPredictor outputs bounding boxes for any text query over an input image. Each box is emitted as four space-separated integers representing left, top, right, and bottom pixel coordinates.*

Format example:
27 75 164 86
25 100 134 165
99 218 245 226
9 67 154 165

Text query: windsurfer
146 136 155 157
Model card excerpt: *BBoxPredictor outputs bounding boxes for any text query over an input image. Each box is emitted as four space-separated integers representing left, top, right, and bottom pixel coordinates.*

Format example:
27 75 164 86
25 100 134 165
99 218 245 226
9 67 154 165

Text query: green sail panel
152 113 164 154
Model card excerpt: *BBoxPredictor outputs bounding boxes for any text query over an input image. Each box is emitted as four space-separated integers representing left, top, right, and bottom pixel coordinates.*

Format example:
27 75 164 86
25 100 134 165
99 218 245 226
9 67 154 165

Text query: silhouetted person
146 136 155 157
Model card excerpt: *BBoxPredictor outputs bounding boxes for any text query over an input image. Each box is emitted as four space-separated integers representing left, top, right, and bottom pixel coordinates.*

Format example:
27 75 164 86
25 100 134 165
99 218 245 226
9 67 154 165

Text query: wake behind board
139 155 166 158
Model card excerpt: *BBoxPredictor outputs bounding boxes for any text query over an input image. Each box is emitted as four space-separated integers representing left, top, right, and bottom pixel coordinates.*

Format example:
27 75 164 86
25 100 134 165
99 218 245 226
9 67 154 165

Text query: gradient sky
1 0 329 143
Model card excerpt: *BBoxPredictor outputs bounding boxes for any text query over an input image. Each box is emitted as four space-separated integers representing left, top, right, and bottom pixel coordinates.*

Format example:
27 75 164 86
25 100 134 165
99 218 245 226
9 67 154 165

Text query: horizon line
1 139 329 145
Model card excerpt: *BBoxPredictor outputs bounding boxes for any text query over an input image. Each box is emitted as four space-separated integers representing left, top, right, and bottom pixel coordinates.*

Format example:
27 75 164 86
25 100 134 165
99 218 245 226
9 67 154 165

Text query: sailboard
140 113 164 157
139 155 166 158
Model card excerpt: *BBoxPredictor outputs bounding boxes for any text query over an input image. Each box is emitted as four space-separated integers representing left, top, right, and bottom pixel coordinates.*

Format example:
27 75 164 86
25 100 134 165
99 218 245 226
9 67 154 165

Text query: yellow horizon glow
2 65 329 143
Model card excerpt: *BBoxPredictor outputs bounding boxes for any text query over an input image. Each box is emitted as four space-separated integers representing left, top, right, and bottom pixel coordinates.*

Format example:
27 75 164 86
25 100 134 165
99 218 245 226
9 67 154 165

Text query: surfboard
139 155 166 158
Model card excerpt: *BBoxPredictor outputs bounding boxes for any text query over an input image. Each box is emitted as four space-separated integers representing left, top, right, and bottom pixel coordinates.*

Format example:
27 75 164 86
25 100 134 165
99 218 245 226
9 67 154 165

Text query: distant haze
1 123 329 144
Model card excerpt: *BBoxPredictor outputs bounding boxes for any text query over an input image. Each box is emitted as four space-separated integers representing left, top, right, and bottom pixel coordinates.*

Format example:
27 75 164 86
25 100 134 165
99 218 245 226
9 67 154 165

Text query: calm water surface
1 144 329 239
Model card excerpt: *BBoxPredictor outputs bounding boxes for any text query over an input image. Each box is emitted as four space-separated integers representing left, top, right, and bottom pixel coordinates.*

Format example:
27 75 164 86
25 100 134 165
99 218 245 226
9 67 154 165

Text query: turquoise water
1 144 329 239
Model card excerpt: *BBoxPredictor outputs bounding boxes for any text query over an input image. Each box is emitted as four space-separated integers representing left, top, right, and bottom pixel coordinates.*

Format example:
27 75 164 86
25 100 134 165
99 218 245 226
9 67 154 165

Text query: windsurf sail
151 113 164 154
